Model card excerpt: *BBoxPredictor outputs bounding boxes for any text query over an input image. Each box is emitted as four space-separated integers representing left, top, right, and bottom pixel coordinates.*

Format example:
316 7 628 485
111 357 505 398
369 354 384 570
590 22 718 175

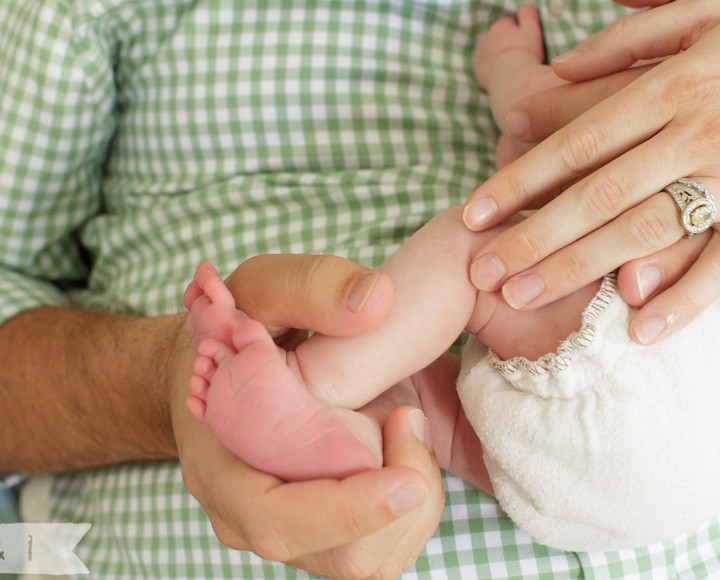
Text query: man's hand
173 254 444 579
0 252 443 578
175 401 443 579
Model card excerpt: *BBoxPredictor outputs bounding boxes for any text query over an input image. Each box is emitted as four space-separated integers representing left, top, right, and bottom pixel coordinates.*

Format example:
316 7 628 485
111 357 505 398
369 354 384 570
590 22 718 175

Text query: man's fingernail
505 111 530 140
389 483 429 515
636 265 662 302
463 197 498 230
347 272 380 313
408 409 432 452
502 273 545 308
471 254 506 290
634 315 667 345
552 43 589 64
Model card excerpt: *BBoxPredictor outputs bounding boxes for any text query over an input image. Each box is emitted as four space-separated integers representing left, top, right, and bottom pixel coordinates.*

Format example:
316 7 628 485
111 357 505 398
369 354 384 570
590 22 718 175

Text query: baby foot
474 6 556 170
184 261 243 349
467 281 602 361
474 5 546 91
185 262 382 481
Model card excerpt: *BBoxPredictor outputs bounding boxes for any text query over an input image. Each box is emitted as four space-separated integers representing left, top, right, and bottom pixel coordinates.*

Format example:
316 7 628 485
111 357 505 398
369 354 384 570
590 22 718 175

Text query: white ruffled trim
488 272 618 375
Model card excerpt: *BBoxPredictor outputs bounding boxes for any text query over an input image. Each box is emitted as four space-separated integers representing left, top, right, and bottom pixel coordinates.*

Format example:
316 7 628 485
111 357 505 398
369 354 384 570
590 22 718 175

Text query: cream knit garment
458 274 720 552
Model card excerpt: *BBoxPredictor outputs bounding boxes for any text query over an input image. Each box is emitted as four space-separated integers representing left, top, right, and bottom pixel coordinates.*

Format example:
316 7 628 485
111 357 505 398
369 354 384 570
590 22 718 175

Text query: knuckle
668 63 720 111
393 558 414 578
499 169 536 209
335 502 370 540
582 172 629 218
374 561 406 580
212 524 246 553
556 127 603 176
301 254 341 287
545 97 567 135
670 290 704 324
332 545 381 580
508 229 548 265
603 17 629 45
685 292 704 315
554 252 593 287
179 469 201 502
707 258 720 288
603 71 636 100
290 254 346 307
245 522 294 563
689 113 720 156
625 208 677 252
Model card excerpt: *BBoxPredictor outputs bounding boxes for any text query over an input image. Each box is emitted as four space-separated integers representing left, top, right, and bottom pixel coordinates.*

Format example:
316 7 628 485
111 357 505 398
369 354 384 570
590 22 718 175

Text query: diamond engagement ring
663 178 717 239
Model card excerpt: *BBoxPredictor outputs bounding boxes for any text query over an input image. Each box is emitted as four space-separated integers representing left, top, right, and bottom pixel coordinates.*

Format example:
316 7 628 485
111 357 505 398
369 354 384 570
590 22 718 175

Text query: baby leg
184 262 381 481
474 6 564 168
474 5 547 94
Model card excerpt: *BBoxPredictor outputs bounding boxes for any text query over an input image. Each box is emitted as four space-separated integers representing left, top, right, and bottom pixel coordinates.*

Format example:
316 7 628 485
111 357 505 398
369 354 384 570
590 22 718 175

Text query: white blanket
458 274 720 551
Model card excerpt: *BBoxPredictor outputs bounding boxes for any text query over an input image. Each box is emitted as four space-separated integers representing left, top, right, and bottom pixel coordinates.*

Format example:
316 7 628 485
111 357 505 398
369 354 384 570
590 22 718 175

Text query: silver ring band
663 178 716 239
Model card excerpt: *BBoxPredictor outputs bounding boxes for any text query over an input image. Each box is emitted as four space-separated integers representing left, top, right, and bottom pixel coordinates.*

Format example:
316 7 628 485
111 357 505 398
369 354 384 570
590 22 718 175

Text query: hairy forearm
0 306 189 473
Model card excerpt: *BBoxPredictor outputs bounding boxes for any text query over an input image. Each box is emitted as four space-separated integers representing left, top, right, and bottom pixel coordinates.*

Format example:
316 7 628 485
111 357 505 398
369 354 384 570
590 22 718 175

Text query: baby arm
295 207 591 409
458 276 720 551
294 206 482 408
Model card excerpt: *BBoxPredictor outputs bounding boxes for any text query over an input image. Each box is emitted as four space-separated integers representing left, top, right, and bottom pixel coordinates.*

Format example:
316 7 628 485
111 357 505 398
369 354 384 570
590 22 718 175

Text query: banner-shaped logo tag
0 523 90 575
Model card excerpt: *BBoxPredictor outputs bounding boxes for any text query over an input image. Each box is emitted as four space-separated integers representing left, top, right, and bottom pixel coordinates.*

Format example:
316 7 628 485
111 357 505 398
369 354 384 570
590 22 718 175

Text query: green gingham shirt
2 0 719 578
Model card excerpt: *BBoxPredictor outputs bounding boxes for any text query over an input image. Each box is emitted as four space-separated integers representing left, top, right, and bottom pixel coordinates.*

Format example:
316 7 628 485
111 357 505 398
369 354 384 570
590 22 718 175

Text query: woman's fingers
465 5 720 342
505 65 651 144
224 253 394 338
551 0 720 81
473 175 720 310
617 232 711 308
463 54 674 232
465 26 720 310
627 231 720 344
505 0 720 144
468 121 699 294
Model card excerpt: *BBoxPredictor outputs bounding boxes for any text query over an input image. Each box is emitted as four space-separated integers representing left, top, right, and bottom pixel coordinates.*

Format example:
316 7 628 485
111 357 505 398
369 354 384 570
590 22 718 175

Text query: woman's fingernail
502 274 545 308
552 43 589 64
463 197 498 230
471 254 507 290
389 483 429 515
634 315 667 345
347 272 380 313
408 409 432 452
636 265 663 302
505 111 530 140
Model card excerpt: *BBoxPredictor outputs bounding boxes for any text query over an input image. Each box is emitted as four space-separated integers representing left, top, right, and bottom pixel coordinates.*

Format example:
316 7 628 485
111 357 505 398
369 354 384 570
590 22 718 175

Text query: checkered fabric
2 0 719 578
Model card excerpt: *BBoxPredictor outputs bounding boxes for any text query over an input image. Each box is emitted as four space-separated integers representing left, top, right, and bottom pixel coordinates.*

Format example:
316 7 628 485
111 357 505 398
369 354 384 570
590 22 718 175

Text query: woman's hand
172 254 445 579
463 0 720 344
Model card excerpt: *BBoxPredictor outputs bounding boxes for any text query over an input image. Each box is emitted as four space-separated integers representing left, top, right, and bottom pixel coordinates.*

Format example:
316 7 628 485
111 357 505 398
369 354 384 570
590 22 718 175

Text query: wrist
155 312 193 459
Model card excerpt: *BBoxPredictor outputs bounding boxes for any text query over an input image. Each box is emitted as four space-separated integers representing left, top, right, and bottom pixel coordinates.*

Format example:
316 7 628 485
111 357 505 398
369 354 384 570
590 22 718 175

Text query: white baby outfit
458 274 720 552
